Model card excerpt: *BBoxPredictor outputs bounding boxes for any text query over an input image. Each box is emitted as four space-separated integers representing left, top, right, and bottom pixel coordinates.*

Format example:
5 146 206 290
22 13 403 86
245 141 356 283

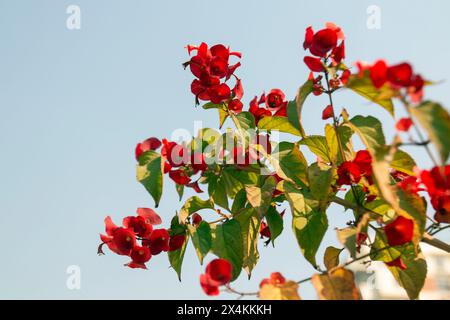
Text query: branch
332 196 450 253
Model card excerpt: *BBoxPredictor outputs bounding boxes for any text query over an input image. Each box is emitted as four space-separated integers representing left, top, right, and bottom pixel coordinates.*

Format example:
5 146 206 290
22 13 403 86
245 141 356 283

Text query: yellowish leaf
259 281 301 300
312 268 361 300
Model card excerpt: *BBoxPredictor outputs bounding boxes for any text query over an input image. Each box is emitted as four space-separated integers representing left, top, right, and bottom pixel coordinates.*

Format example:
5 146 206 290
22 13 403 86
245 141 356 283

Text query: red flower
145 229 170 255
191 73 220 102
169 169 191 185
309 28 338 57
353 150 372 176
191 152 208 173
384 216 414 246
207 83 231 104
303 26 314 50
100 217 136 256
387 62 413 87
337 161 362 185
322 104 334 120
205 258 233 286
304 56 324 72
127 246 152 269
169 234 186 251
122 216 153 238
136 207 162 225
186 181 203 193
200 274 220 296
420 165 450 223
434 195 450 223
273 105 287 117
265 89 286 111
331 41 345 64
385 257 407 270
135 137 161 161
259 272 286 288
369 60 388 89
337 150 372 185
228 99 243 113
199 258 233 296
232 78 244 100
356 232 368 253
396 118 413 132
259 221 271 239
397 175 423 196
340 69 351 85
161 139 188 167
191 213 203 226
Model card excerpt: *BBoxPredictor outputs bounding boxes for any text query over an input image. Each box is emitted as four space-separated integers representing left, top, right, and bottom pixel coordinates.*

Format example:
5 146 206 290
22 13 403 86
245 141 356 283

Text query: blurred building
351 243 450 300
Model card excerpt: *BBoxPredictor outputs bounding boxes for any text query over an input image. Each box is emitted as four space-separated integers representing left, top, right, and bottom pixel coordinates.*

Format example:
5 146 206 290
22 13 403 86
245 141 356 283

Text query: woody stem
323 67 361 207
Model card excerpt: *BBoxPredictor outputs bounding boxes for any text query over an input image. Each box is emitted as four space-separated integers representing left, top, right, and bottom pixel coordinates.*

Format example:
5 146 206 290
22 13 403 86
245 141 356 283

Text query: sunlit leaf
136 150 163 207
259 281 301 300
312 268 361 300
410 101 450 163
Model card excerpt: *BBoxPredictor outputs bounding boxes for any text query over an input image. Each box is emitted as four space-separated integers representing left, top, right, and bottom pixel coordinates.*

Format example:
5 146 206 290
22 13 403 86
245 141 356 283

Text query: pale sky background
1 0 449 299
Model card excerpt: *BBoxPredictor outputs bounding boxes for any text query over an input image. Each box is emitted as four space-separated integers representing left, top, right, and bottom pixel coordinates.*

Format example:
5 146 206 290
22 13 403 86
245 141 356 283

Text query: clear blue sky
1 0 449 299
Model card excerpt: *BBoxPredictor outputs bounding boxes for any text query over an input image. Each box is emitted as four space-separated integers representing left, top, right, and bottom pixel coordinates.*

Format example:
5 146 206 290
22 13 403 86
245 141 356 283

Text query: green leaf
265 206 284 245
289 79 314 138
410 101 450 163
391 150 416 176
347 115 386 154
271 142 308 188
168 234 188 281
222 167 259 199
179 196 214 223
218 108 229 128
307 162 334 204
325 124 354 163
257 116 302 136
323 246 343 270
371 233 427 300
231 189 248 213
282 181 328 268
345 73 395 116
187 221 212 265
336 227 358 258
300 135 332 163
136 150 163 207
212 219 243 280
175 184 184 201
245 176 275 217
208 175 229 210
398 189 427 239
235 208 260 277
233 111 256 132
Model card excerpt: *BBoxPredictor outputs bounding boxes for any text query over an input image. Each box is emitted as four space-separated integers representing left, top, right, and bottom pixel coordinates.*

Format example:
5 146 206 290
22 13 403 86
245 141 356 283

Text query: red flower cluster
336 150 373 186
303 22 345 72
420 165 450 223
99 208 185 269
200 259 233 296
184 43 243 108
358 60 424 103
384 216 414 247
248 89 288 124
135 136 208 191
